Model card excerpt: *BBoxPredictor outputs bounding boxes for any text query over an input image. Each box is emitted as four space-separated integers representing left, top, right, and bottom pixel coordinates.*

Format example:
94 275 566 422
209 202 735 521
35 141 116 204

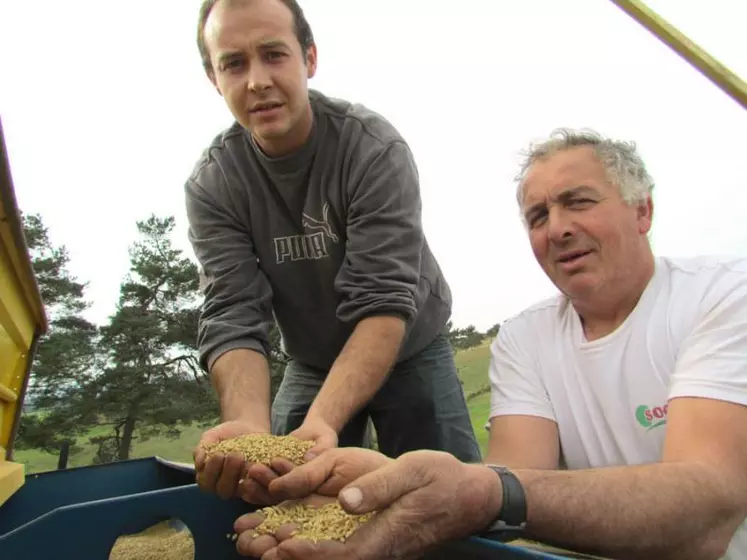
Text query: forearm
516 462 743 559
308 316 406 432
211 348 272 430
484 417 560 470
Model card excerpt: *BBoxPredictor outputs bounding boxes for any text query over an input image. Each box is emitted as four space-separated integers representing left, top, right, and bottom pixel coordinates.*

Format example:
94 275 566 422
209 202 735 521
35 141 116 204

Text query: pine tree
88 215 217 462
14 214 98 455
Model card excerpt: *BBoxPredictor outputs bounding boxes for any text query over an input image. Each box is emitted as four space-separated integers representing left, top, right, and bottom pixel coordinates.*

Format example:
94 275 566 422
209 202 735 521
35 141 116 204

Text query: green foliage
445 322 486 351
88 215 216 460
22 214 88 313
17 213 220 463
14 214 99 453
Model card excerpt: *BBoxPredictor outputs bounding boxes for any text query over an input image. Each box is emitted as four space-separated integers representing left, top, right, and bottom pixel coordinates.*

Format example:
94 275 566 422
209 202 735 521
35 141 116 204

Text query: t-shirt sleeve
488 320 556 426
669 266 747 406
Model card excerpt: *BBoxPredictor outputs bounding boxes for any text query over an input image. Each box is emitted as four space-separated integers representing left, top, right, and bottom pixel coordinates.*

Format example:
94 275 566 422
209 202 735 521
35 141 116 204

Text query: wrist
222 408 271 431
472 464 504 530
480 465 527 540
306 404 343 432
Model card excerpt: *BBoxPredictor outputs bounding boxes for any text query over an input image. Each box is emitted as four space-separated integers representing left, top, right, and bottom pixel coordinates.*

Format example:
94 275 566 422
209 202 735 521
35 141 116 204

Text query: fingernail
340 487 363 510
304 451 317 461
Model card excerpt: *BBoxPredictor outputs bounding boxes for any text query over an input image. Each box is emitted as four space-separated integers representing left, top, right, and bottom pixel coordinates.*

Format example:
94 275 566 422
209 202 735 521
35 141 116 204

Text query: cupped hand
245 450 504 560
234 495 338 558
233 448 392 558
194 420 278 502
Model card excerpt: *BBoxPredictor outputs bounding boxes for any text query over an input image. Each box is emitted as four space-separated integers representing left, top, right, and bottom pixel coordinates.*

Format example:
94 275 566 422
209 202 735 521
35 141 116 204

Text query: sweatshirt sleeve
335 141 423 325
185 171 274 372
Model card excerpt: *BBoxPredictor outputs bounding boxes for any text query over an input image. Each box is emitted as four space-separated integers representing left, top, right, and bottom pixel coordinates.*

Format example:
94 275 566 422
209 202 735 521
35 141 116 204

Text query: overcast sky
1 0 745 330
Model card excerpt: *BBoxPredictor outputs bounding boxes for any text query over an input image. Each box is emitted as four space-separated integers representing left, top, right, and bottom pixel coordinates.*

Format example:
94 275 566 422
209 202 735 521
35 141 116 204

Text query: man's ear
637 195 654 235
206 69 223 97
305 44 318 79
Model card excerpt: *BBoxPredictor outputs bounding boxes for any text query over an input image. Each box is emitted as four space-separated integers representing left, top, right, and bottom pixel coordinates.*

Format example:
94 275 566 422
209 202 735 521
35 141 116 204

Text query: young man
185 0 480 503
231 129 747 560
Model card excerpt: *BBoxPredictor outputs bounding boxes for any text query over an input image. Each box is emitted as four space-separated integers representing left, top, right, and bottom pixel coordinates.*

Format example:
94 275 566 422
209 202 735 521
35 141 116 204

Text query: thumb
338 460 417 515
305 433 337 461
269 453 337 500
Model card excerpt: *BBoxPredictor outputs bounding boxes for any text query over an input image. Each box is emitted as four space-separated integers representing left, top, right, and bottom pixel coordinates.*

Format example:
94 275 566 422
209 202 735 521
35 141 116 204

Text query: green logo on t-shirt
635 404 668 431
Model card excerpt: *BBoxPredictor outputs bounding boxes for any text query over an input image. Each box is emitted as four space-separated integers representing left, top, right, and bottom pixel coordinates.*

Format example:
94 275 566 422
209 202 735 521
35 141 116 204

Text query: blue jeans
271 333 482 463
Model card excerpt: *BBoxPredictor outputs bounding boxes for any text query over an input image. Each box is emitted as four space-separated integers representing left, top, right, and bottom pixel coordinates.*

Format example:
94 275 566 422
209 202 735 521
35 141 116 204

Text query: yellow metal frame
0 117 47 506
609 0 746 110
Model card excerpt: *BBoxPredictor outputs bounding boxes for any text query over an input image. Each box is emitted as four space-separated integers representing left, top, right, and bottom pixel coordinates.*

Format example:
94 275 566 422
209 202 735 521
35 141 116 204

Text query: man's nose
547 207 574 243
247 64 272 92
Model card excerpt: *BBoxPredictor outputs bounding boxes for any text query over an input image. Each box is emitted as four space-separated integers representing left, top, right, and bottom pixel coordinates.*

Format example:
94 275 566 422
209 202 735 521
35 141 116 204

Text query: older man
232 129 747 560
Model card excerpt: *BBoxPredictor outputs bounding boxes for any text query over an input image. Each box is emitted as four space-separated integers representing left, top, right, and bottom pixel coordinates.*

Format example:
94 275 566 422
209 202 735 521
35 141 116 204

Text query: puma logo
302 203 339 243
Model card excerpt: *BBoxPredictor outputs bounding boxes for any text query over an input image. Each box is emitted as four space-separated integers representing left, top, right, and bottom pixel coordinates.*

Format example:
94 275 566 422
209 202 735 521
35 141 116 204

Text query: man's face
204 0 317 156
521 146 653 301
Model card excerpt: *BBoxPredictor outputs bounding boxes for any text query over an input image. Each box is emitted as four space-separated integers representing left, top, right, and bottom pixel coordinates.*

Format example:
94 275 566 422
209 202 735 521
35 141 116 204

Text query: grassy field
14 341 494 474
458 341 493 451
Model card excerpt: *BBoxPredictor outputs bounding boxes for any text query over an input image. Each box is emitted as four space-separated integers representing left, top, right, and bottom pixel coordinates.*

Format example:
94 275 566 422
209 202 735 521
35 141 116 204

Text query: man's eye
221 59 243 71
528 213 547 228
569 198 594 208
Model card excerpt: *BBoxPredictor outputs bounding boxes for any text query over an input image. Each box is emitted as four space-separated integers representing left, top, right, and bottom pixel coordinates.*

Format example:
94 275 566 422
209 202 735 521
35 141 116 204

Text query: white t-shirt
488 255 747 560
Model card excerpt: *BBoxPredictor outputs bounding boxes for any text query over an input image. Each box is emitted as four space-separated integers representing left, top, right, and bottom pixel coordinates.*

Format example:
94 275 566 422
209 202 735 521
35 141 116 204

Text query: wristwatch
480 464 527 541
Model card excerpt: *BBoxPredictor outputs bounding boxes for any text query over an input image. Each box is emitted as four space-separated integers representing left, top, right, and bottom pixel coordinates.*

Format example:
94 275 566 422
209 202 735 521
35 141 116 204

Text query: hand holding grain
195 424 316 503
234 496 376 558
194 421 273 501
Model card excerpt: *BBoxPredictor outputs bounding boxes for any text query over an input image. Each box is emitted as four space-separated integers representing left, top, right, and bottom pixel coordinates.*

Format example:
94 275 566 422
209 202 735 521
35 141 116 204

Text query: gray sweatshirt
185 89 452 372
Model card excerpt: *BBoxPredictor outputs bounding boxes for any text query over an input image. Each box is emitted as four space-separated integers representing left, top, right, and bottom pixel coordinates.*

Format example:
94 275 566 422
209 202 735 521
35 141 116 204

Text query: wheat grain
201 433 315 466
251 501 375 544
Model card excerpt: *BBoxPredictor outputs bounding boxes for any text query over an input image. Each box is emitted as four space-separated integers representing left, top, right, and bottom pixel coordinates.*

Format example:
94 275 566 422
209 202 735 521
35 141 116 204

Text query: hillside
456 341 493 451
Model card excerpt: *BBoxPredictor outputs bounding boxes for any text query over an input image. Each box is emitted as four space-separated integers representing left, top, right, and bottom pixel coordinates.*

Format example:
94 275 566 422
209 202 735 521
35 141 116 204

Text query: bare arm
307 316 406 432
305 141 423 434
484 415 559 470
512 397 747 560
211 348 272 429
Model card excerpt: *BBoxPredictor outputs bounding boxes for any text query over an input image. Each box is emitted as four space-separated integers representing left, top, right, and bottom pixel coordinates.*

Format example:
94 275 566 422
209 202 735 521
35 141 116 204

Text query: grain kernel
252 501 375 544
201 434 314 466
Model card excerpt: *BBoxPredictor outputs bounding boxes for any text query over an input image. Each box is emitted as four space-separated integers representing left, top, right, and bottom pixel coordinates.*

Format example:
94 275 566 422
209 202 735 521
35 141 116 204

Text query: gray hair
515 128 655 209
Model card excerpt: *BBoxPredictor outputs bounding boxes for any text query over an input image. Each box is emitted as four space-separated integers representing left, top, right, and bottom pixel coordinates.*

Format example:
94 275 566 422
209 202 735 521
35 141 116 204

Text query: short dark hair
197 0 315 73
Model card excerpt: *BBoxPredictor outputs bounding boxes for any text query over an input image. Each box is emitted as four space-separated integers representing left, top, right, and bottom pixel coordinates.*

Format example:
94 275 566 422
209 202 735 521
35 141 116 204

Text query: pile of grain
109 522 194 560
251 501 376 544
201 433 315 466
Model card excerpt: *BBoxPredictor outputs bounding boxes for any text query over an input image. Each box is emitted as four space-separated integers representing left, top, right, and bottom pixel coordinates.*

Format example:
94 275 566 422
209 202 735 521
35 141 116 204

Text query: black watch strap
481 465 527 538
